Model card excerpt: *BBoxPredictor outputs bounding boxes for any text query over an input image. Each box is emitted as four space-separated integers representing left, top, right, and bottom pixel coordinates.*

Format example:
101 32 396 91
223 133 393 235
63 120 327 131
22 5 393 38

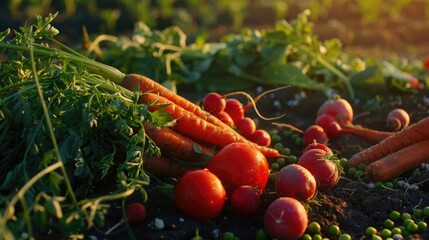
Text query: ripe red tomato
206 142 269 195
224 98 244 123
230 185 261 216
248 129 271 147
275 164 317 201
264 197 308 240
125 203 147 225
297 149 339 191
174 169 226 220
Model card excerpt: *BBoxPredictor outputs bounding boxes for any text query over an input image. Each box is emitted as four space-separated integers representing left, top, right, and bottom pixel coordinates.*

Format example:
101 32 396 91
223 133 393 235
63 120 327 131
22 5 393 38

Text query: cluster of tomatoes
202 92 272 146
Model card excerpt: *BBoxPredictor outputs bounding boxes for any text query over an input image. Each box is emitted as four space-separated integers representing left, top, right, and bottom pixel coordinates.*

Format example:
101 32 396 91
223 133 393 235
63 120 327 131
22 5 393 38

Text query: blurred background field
1 0 429 58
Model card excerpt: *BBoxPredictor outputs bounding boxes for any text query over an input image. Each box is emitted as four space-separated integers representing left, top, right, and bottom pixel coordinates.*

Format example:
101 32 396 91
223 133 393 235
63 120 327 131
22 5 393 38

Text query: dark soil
92 87 429 240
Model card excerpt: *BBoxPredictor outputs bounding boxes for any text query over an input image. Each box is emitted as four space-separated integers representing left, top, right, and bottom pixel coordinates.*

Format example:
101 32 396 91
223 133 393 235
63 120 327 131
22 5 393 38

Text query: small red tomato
214 111 235 127
174 169 226 220
302 125 328 146
230 185 261 216
203 92 226 114
275 164 317 201
298 149 339 191
125 203 147 225
224 98 245 123
248 129 271 147
206 142 269 195
235 117 257 137
264 197 308 240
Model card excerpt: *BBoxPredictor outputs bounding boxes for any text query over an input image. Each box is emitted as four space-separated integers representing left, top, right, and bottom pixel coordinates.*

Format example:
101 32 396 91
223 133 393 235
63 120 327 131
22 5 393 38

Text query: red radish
275 164 317 201
386 108 410 130
315 114 342 138
230 185 261 216
214 111 235 127
303 141 332 154
317 97 353 125
264 197 308 240
248 129 271 147
302 125 328 146
224 98 244 123
203 92 226 114
298 149 339 191
174 169 226 220
235 117 257 137
125 203 147 225
206 142 269 195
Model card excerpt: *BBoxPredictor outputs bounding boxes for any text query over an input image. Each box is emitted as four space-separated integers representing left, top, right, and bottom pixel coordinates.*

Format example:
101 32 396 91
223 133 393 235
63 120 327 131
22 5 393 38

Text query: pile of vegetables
1 11 428 240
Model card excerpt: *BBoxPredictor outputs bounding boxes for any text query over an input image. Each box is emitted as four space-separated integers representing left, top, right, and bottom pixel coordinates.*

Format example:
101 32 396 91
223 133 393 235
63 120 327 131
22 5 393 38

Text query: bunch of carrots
347 116 429 182
122 74 281 177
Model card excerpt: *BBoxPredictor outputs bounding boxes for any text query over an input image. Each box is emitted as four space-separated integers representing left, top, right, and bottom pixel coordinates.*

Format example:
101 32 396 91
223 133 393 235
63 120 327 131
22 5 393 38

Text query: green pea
383 219 395 229
365 226 377 236
389 210 401 221
306 221 321 235
379 228 392 238
417 221 427 231
328 225 340 236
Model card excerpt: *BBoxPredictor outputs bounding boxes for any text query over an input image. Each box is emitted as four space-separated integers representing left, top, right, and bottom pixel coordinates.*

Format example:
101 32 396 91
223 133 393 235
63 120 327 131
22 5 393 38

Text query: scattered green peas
417 221 427 231
389 210 401 221
280 147 291 155
271 134 282 143
338 233 352 240
306 222 321 235
375 182 384 188
286 155 298 164
379 228 392 238
255 229 267 240
403 218 414 227
328 225 340 237
365 226 377 236
273 142 283 150
347 167 357 177
270 162 280 171
300 233 312 240
383 219 395 229
354 170 365 179
276 157 286 167
401 212 412 221
423 206 429 217
413 208 423 219
406 222 419 233
391 227 402 235
383 181 394 189
312 234 323 240
339 158 348 168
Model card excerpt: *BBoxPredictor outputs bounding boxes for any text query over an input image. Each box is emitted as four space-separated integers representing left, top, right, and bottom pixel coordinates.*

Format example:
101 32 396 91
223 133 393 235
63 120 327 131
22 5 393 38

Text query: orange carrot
144 123 214 162
140 93 281 158
340 123 394 144
144 155 192 178
365 139 429 182
348 117 429 168
123 74 231 130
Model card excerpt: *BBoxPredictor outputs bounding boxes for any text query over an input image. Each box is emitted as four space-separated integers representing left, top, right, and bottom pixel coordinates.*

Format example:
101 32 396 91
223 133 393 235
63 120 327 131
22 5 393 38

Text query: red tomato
206 142 269 195
174 169 226 220
235 117 256 137
275 164 317 201
203 92 226 114
230 185 261 216
125 203 147 225
264 197 308 240
302 125 328 146
297 149 339 191
248 129 271 147
224 98 244 123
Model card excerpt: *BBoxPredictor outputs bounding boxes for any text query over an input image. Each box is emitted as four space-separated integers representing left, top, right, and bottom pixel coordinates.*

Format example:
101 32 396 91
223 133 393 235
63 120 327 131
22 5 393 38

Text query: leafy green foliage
0 14 172 238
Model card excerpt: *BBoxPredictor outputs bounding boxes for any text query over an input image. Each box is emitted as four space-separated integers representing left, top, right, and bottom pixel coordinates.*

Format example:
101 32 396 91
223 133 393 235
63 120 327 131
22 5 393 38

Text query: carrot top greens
0 13 172 238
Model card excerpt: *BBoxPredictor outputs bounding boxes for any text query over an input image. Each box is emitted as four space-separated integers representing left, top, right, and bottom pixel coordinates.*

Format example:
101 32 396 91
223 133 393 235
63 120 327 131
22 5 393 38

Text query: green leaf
349 64 386 97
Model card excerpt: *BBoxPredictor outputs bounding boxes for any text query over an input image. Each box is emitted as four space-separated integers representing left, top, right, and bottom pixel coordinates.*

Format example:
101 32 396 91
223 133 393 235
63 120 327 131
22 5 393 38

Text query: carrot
340 123 394 144
140 93 281 158
144 155 192 178
365 139 429 182
144 123 214 162
348 117 429 168
123 74 232 130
